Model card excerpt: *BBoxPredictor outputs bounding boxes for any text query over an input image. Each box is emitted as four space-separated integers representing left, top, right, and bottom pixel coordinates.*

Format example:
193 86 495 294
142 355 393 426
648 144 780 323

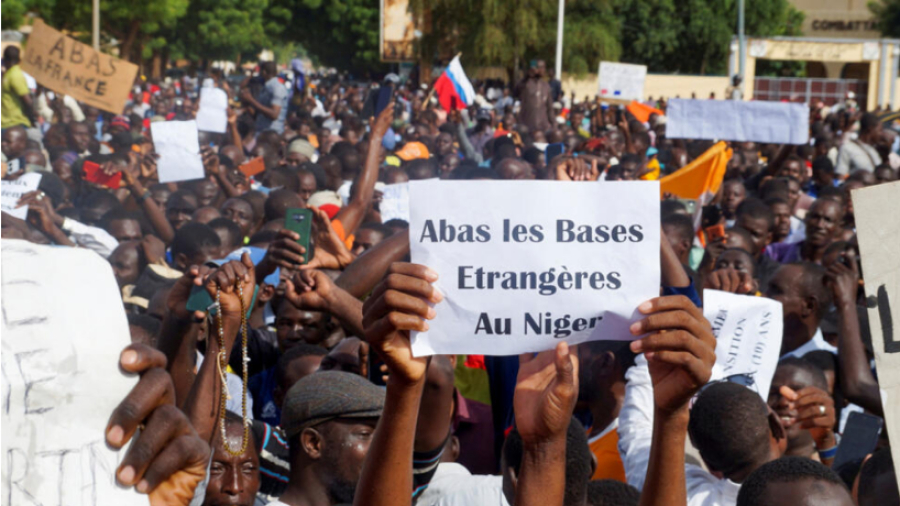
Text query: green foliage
870 0 900 37
286 0 383 73
2 0 29 31
168 0 282 62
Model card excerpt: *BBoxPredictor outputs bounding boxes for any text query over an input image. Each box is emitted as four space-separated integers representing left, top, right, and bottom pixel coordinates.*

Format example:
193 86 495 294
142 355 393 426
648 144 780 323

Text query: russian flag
434 55 475 112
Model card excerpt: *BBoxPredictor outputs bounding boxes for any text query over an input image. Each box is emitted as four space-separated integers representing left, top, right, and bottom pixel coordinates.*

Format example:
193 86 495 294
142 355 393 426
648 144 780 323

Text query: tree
870 0 900 38
2 0 28 31
288 0 383 74
616 0 680 72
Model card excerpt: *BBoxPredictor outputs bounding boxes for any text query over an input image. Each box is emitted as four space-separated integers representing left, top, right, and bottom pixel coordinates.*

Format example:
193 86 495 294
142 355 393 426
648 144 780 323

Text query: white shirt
782 328 837 359
618 355 741 506
415 463 509 506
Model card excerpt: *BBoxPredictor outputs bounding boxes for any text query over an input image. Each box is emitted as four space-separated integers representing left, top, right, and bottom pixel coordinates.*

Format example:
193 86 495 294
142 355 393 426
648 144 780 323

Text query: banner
1 240 139 505
408 180 660 356
704 289 783 402
380 0 416 62
667 99 809 145
597 62 647 102
21 20 139 115
852 180 900 491
151 120 205 183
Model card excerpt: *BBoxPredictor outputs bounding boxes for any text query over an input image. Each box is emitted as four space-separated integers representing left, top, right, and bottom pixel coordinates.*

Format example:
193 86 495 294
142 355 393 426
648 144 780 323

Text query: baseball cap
395 141 430 161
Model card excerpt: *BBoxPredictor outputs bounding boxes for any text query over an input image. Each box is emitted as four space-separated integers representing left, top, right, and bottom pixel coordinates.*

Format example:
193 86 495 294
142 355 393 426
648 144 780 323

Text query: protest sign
408 180 660 356
196 87 229 133
380 181 410 223
597 62 647 102
151 120 205 183
1 173 43 220
703 289 783 401
1 239 140 506
852 180 900 490
666 99 809 145
21 20 139 115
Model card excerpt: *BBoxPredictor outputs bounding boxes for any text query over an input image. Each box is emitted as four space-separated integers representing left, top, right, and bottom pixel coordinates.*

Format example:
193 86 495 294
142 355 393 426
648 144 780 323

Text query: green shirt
2 64 32 129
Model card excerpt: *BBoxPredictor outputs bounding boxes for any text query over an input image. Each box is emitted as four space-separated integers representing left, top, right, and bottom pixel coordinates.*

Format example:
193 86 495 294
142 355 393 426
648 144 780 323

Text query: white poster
1 172 43 220
852 181 900 490
151 120 205 183
1 240 140 505
667 99 810 145
597 62 647 102
196 87 229 134
703 289 784 401
408 180 661 356
380 182 410 223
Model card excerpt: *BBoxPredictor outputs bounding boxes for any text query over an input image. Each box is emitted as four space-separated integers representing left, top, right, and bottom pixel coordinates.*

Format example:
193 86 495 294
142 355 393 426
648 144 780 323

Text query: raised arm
513 342 579 506
285 269 366 338
629 295 716 506
354 262 438 506
333 101 394 237
827 252 883 415
336 229 410 298
122 155 176 244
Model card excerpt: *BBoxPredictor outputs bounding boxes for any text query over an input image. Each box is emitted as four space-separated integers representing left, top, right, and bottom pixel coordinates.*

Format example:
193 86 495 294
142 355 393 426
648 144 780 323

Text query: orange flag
659 141 732 201
626 101 664 123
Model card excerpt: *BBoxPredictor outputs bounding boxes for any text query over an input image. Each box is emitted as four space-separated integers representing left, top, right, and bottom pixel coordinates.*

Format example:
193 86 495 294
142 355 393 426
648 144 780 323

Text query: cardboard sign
21 20 139 115
239 156 266 177
852 180 900 491
408 180 660 356
150 120 205 183
704 289 783 402
380 181 410 223
196 87 229 133
1 239 140 505
597 62 647 102
83 160 122 189
666 99 810 145
1 173 43 220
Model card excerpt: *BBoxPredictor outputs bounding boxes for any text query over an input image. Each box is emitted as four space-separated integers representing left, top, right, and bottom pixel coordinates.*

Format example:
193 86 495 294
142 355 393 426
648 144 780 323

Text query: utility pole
555 0 564 78
92 0 100 50
738 0 745 80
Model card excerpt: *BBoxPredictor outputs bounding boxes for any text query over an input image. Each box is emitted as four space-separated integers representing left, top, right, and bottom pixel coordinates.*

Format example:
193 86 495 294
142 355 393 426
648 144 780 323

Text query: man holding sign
408 180 660 356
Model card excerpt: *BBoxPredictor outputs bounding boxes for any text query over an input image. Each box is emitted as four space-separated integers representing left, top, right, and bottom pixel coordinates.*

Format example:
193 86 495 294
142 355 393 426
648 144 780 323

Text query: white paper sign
598 62 647 102
1 172 43 219
380 182 410 223
704 289 783 401
667 99 810 145
151 120 205 183
196 87 229 133
408 180 661 356
1 239 140 505
852 180 900 490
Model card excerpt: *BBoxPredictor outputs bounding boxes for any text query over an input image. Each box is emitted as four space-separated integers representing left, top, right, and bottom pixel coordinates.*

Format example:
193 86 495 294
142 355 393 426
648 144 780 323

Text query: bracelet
136 189 150 203
817 445 838 459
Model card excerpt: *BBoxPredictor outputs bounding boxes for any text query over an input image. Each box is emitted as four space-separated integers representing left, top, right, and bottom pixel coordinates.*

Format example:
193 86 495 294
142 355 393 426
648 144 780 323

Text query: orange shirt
330 218 355 250
588 425 626 482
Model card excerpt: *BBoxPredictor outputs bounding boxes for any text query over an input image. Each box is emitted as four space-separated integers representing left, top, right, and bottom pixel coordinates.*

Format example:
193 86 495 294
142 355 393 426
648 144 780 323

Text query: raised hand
825 250 859 307
371 100 396 138
199 253 256 322
630 295 716 413
514 342 579 446
704 269 755 294
106 344 210 505
361 262 442 385
304 208 355 270
778 385 836 449
284 269 336 311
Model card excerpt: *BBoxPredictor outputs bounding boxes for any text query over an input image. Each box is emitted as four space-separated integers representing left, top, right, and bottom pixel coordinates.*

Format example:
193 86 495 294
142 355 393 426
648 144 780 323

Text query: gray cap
280 371 385 437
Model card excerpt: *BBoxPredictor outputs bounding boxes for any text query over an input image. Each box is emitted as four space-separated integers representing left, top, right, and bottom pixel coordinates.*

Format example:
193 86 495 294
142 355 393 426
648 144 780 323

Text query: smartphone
545 142 566 164
375 83 394 117
285 208 313 264
614 106 623 124
705 224 726 243
833 412 883 469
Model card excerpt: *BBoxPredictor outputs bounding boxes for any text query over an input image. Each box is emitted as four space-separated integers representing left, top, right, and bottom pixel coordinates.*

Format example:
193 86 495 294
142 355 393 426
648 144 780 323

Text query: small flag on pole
434 55 475 112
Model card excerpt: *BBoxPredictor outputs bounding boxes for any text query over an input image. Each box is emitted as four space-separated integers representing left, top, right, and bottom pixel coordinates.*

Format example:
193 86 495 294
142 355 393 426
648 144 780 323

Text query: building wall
789 0 881 39
561 74 730 103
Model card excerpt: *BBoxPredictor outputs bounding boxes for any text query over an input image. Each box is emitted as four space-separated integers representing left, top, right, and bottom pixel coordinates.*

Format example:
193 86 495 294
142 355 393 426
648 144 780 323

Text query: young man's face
770 203 792 241
735 216 771 257
714 249 755 277
166 197 198 231
220 199 254 237
276 301 329 350
109 218 143 243
351 229 385 256
804 200 841 248
204 423 260 506
68 124 92 153
109 243 141 288
722 182 746 217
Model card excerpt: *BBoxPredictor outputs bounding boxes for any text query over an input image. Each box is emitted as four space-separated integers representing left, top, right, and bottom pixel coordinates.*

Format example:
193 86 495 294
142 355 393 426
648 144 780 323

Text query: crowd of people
3 39 900 506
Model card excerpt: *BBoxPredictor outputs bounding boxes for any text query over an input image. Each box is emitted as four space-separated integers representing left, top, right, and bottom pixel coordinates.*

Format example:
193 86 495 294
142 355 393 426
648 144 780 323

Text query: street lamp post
555 0 564 79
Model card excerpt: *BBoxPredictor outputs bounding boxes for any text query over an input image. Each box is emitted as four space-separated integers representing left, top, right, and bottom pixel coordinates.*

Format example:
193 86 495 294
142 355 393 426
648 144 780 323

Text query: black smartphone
185 284 260 317
614 106 623 124
833 412 883 469
284 208 313 264
375 83 394 117
545 142 566 164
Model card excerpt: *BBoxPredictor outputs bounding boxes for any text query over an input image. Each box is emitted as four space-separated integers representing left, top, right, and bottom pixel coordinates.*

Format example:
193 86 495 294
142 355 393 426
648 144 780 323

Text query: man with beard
268 371 384 506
